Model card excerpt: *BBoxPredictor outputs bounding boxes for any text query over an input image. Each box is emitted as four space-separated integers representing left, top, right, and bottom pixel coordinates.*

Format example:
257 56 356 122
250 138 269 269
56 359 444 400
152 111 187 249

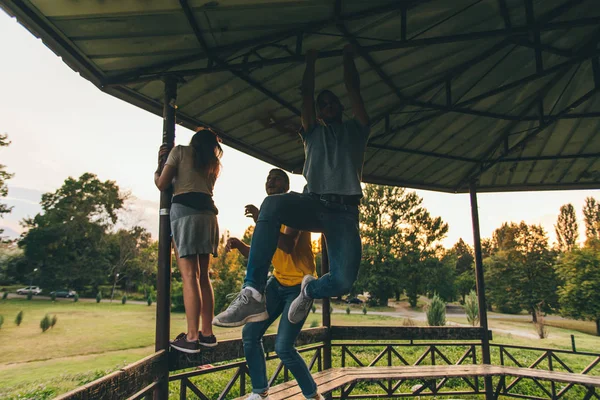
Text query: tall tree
356 184 448 306
485 222 558 321
0 133 14 238
18 173 125 291
556 247 600 335
583 197 600 243
555 203 579 252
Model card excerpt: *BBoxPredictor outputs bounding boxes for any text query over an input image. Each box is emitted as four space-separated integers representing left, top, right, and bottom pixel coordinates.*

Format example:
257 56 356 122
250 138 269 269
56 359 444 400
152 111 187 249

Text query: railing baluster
548 351 556 398
388 345 392 366
240 365 246 396
341 345 346 367
179 378 187 400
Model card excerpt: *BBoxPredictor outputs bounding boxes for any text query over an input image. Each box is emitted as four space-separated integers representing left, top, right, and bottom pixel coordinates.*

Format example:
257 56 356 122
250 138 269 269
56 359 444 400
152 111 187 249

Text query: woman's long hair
190 128 223 177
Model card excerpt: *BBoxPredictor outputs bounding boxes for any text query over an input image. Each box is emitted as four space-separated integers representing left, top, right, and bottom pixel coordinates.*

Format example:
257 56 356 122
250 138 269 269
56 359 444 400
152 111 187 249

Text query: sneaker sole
199 341 218 348
170 343 202 354
212 311 269 327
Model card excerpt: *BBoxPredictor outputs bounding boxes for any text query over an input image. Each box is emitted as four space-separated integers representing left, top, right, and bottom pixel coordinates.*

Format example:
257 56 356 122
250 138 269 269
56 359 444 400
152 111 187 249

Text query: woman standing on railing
155 128 222 353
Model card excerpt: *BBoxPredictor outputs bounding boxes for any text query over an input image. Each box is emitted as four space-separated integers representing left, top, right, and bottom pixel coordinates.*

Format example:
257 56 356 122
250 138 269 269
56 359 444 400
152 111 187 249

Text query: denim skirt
170 203 219 258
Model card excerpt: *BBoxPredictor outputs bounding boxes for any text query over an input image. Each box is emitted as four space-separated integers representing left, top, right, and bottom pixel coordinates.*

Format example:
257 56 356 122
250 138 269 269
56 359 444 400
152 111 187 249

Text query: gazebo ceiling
2 0 600 193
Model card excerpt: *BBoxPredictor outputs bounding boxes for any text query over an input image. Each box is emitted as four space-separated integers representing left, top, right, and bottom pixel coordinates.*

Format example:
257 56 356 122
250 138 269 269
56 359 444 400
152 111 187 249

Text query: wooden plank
330 326 491 341
170 327 328 371
55 350 166 400
248 365 600 400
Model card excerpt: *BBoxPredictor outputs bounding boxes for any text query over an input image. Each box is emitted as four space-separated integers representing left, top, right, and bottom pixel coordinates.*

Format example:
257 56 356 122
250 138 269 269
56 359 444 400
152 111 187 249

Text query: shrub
426 294 446 326
0 315 4 329
40 314 51 332
362 305 367 315
402 317 416 327
15 310 23 326
147 295 152 306
2 291 7 300
464 290 479 326
311 304 316 313
51 315 57 329
73 293 79 302
122 295 127 305
50 292 56 302
345 306 351 315
310 319 319 328
96 292 102 303
27 291 33 300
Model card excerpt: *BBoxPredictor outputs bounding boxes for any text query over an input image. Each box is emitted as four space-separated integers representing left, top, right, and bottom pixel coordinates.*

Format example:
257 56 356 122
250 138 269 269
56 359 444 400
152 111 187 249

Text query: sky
1 10 599 248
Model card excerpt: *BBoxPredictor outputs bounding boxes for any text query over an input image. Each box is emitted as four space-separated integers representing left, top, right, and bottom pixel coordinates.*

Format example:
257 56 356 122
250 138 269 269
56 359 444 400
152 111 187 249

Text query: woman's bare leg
198 254 214 336
177 253 201 341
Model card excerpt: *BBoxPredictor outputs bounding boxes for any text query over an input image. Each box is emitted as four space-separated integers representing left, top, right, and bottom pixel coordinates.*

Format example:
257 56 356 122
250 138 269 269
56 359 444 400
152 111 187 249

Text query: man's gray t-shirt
301 119 370 196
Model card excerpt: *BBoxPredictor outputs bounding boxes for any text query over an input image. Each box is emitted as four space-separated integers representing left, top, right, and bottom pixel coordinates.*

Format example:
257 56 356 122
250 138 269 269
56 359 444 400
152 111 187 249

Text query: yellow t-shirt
272 225 317 287
165 145 216 196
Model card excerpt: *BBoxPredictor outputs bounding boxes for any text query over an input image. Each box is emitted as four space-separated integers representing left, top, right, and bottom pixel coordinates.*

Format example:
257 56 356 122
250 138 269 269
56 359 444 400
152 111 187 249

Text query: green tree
556 247 600 335
356 184 448 307
444 239 475 303
18 173 125 291
583 197 600 244
485 222 558 321
555 203 578 252
0 133 14 238
211 234 245 313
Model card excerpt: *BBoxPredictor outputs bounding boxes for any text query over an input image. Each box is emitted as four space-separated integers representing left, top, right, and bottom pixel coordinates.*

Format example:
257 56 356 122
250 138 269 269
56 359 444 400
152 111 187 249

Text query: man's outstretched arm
343 45 369 128
301 50 318 133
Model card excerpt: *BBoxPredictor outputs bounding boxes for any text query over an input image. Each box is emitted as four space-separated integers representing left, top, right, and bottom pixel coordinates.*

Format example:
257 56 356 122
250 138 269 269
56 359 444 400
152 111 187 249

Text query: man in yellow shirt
226 169 321 400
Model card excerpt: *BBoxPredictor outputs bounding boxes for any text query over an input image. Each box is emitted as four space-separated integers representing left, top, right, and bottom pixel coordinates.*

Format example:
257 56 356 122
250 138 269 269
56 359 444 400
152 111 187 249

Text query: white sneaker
246 393 270 400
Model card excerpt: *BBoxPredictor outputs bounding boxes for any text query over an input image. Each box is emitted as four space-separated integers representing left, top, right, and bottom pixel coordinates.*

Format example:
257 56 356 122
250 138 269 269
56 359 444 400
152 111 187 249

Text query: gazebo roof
2 0 600 193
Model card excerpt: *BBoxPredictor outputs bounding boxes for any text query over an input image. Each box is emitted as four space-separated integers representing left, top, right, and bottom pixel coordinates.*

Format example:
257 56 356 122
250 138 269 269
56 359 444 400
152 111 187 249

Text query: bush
51 315 57 329
402 317 416 326
2 291 7 300
40 314 51 332
27 291 33 300
345 306 351 315
362 305 367 315
464 290 479 326
50 292 56 302
15 310 23 326
426 294 446 326
309 319 319 328
147 295 152 306
311 304 316 313
122 295 127 305
0 315 4 329
73 293 79 302
171 281 185 312
96 292 102 303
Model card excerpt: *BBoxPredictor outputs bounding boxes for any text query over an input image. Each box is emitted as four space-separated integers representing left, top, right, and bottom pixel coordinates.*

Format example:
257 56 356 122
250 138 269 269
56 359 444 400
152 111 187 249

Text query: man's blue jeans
244 192 361 299
242 277 318 397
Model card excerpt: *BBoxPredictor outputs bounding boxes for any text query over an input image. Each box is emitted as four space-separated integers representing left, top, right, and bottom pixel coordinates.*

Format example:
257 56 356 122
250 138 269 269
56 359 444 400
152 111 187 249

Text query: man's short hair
269 168 290 186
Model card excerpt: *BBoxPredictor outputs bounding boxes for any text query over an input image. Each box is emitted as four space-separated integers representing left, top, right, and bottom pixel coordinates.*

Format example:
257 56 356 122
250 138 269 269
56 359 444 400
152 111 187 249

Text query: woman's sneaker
199 333 218 348
170 332 201 354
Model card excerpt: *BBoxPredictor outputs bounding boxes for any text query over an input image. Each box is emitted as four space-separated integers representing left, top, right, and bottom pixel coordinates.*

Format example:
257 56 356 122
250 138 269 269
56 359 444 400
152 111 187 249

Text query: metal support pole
321 235 332 371
469 181 493 400
154 77 177 400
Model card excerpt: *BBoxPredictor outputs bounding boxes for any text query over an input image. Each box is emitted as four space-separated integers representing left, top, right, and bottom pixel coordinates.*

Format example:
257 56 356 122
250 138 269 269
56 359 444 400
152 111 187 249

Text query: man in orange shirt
226 169 321 400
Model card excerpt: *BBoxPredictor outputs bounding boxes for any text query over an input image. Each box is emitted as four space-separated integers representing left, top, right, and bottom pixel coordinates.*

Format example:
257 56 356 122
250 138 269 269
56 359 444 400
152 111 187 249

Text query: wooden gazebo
2 1 600 399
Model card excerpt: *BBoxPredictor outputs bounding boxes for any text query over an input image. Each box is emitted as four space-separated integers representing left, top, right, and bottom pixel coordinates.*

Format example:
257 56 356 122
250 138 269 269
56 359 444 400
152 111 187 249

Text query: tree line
0 135 598 334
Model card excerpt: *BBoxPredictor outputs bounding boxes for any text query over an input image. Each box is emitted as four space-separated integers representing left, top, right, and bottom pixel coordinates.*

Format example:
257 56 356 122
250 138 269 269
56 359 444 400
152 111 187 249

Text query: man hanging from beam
214 44 370 327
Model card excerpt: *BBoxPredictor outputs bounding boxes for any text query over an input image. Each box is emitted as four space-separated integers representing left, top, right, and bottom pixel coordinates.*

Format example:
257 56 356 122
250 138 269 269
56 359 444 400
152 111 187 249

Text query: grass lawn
1 298 599 399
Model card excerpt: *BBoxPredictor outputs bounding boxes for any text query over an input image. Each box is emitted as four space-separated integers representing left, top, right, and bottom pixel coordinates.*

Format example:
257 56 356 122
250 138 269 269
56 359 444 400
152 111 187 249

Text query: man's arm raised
343 44 369 128
301 50 318 133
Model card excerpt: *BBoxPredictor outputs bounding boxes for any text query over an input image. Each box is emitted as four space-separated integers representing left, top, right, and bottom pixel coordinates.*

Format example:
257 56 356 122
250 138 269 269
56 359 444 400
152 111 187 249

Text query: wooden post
469 181 493 400
321 235 332 370
154 77 177 400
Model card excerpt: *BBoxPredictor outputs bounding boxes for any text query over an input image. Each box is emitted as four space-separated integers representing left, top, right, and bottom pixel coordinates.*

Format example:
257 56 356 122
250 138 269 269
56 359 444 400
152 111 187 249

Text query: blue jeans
242 277 318 397
244 192 361 299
